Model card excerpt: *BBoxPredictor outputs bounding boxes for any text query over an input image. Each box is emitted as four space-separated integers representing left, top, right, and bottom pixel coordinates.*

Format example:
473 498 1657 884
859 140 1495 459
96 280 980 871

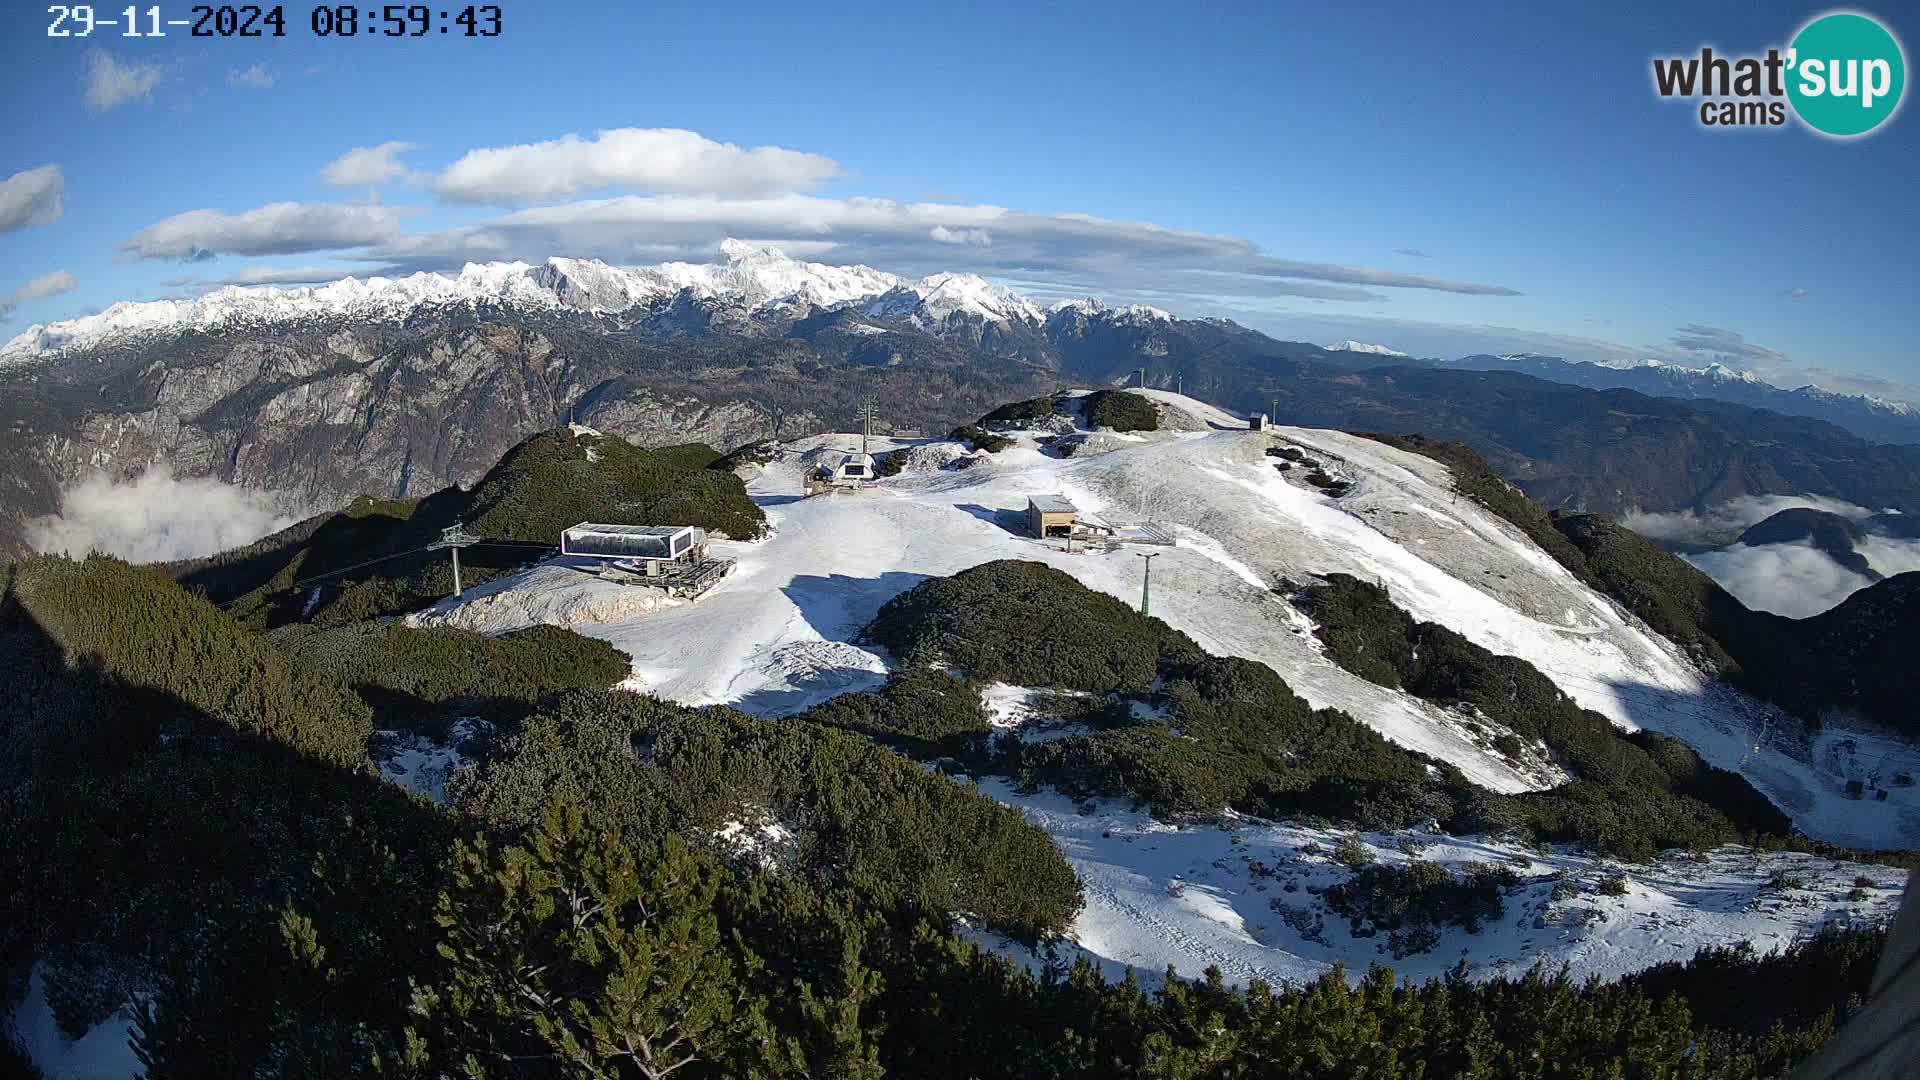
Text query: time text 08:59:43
46 5 503 38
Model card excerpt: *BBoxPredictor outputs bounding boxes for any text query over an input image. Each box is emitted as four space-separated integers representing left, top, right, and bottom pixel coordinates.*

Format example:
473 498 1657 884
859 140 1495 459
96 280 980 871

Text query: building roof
564 523 698 539
562 522 708 562
1028 495 1078 514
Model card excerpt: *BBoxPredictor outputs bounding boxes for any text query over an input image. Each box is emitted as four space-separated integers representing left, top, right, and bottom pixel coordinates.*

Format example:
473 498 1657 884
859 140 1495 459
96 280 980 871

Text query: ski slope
403 390 1920 986
418 391 1919 847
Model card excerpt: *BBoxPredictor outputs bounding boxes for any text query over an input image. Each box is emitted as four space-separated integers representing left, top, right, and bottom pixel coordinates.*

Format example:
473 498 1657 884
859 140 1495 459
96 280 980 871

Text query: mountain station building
1027 495 1079 539
560 523 733 597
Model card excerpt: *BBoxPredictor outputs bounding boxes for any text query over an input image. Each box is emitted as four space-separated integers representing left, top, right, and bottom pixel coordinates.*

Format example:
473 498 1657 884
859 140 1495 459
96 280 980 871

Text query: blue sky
0 1 1914 396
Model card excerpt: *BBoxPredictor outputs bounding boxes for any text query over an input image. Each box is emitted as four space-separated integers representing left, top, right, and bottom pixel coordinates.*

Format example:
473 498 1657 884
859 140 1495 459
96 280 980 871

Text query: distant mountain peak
1325 340 1408 357
1046 297 1172 324
1449 351 1920 444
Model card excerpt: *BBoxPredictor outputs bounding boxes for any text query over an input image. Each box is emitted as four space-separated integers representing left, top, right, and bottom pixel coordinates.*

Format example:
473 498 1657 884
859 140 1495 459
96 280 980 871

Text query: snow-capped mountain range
1 241 1079 360
8 240 1919 464
1448 351 1920 443
1479 351 1917 414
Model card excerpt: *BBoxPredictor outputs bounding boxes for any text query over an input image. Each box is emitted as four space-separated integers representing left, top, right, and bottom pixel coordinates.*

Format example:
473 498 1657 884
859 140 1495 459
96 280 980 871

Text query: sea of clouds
26 466 298 563
1624 496 1920 618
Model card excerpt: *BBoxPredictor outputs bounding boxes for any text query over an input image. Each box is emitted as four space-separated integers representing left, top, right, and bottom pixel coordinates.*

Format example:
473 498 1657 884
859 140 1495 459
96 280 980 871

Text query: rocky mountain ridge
13 245 1920 564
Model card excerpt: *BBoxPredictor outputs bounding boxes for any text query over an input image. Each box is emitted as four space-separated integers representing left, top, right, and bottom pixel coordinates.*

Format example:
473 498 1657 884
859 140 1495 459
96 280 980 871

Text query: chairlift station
561 522 734 598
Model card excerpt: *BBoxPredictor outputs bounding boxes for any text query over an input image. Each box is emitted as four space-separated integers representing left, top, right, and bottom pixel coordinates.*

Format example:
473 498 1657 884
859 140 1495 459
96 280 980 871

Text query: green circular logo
1788 12 1906 136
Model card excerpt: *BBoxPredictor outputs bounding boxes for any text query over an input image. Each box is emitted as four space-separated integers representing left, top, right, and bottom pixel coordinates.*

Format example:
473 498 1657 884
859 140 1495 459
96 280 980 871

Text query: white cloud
1636 495 1920 619
930 225 990 246
226 63 275 89
322 141 421 187
1668 323 1791 371
434 128 843 203
366 193 1512 303
114 127 1524 312
1684 540 1873 618
123 203 406 259
0 271 79 318
1623 495 1872 547
162 265 358 289
84 50 162 111
26 465 297 563
0 165 65 234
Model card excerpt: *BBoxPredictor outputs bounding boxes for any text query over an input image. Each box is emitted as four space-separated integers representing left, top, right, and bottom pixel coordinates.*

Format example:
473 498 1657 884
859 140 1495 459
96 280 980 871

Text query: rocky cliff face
0 307 1054 558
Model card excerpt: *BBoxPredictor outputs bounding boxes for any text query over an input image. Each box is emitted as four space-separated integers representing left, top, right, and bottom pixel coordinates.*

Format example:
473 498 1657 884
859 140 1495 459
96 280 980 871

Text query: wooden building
1027 495 1079 539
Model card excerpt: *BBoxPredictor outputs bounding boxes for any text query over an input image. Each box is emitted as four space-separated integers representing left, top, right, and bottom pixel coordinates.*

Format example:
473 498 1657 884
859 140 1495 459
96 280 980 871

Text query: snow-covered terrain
970 785 1906 989
5 967 137 1080
405 563 685 633
1324 339 1409 357
380 390 1919 988
4 241 1044 360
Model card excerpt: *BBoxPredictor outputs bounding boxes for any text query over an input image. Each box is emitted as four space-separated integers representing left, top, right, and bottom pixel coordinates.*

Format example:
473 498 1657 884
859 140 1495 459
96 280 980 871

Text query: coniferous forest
0 544 1902 1079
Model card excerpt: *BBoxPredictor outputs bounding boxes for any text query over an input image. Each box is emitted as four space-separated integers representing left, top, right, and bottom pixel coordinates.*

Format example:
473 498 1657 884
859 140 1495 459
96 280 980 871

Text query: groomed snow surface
372 391 1916 991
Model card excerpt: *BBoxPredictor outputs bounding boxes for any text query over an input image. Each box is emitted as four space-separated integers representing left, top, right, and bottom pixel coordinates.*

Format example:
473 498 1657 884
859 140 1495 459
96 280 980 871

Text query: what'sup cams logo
1653 10 1906 137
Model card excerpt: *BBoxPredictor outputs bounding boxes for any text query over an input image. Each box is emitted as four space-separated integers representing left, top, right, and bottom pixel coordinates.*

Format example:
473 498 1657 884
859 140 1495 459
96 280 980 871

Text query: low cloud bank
1623 495 1873 548
26 466 297 563
1683 540 1875 619
1650 495 1920 618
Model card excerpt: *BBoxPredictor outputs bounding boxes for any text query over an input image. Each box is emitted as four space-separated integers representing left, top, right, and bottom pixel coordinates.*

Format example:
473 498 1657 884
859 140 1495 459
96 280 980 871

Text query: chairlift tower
428 523 480 597
859 397 878 457
1137 551 1160 617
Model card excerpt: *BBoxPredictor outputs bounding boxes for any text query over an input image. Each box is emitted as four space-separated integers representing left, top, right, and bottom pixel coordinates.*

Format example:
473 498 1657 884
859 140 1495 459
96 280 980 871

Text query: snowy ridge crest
1325 340 1408 357
0 242 1101 359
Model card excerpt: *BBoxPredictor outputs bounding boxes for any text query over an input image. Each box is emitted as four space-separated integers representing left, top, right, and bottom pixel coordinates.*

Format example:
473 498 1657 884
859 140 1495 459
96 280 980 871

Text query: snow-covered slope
974 786 1905 989
1048 298 1173 324
396 391 1917 986
0 242 1040 360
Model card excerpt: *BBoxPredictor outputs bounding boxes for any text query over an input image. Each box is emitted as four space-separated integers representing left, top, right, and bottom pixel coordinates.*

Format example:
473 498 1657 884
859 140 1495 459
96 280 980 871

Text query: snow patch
405 563 685 632
7 966 142 1080
979 783 1906 989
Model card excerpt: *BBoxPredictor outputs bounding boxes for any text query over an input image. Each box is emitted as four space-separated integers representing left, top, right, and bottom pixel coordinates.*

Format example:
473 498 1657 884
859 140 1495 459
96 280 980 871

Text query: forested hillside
0 553 1899 1077
155 426 765 629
